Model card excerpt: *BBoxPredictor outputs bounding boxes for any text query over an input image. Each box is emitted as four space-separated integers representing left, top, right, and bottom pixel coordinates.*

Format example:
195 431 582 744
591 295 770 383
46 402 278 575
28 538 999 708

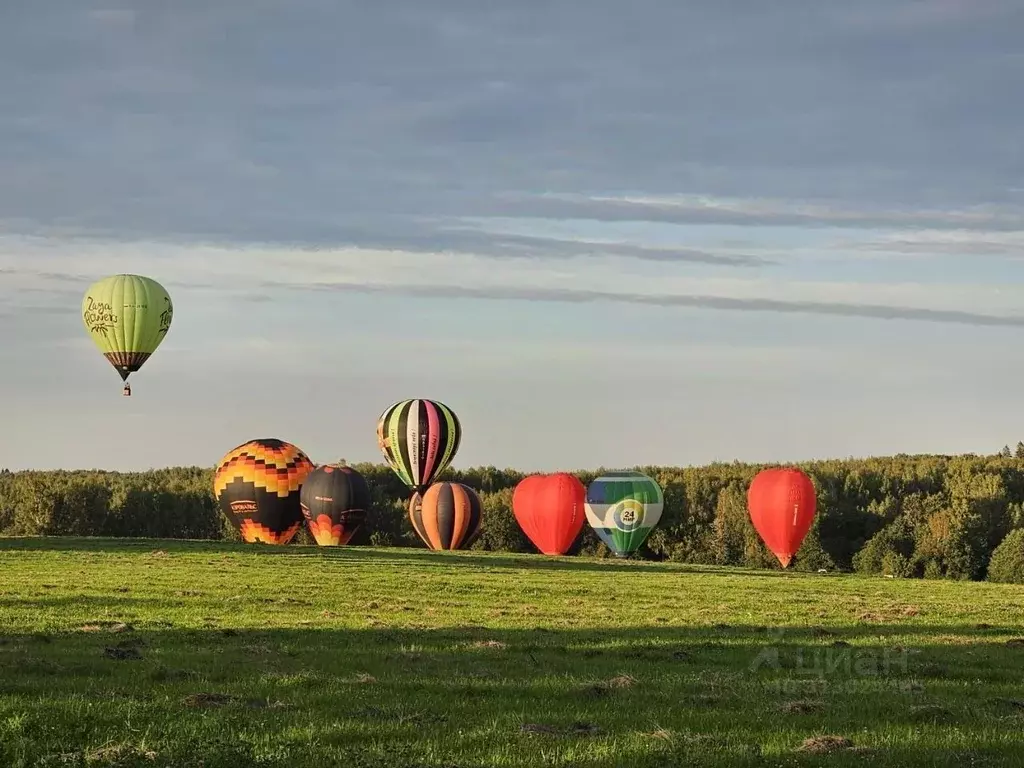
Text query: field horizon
4 447 1006 475
6 449 1024 584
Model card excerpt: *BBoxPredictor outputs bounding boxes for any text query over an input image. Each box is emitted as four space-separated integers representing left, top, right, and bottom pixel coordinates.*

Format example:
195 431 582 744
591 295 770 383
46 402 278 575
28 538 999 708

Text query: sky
1 0 1023 472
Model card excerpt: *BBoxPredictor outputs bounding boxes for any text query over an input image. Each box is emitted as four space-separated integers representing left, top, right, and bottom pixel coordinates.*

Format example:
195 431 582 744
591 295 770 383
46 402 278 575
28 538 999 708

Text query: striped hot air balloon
213 439 315 544
584 471 663 557
408 482 482 550
376 399 461 493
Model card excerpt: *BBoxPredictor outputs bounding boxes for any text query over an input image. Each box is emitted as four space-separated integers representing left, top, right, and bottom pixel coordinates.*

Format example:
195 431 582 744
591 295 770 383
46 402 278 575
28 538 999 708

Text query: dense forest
5 445 1024 583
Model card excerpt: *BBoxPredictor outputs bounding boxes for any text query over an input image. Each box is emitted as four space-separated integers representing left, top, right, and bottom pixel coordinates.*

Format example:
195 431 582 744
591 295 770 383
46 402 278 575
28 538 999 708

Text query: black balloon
212 438 315 544
300 462 371 545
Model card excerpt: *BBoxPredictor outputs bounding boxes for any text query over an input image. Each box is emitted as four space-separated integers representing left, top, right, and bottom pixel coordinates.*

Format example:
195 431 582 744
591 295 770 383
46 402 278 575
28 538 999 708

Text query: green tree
3 451 1024 581
987 528 1024 583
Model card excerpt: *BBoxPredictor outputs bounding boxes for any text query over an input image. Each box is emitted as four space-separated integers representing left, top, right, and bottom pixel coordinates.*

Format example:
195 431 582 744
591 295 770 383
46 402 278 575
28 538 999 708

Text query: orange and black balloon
213 438 314 544
408 481 482 550
300 462 370 546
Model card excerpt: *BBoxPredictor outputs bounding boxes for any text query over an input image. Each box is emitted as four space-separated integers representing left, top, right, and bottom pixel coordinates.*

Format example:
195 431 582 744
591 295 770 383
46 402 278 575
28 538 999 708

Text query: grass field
2 538 1024 767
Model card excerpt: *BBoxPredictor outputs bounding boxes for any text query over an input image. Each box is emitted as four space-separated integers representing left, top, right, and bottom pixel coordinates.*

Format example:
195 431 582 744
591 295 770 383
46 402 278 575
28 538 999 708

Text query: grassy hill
2 536 1024 766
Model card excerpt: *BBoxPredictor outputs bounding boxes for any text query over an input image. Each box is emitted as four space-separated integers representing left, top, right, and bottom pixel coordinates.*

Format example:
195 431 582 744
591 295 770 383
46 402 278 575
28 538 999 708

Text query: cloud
363 228 772 266
3 235 1022 329
491 194 1024 233
291 281 1024 328
838 229 1024 256
831 0 1021 29
193 225 772 267
0 0 1020 250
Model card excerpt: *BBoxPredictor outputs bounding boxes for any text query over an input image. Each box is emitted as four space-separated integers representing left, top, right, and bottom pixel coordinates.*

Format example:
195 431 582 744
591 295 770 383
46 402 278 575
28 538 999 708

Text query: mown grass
1 537 1024 766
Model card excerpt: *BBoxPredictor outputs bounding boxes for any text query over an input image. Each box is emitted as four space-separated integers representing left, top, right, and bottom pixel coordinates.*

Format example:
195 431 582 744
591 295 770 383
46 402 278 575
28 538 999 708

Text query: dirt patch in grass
796 735 854 753
780 700 824 714
80 743 158 764
604 674 636 688
103 646 142 661
643 728 675 742
341 672 377 684
471 639 507 649
582 673 637 697
182 692 234 708
78 622 133 633
520 723 558 735
520 722 602 737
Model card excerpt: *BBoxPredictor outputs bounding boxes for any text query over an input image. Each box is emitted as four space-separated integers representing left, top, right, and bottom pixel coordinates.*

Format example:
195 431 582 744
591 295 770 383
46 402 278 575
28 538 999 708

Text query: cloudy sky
2 0 1023 472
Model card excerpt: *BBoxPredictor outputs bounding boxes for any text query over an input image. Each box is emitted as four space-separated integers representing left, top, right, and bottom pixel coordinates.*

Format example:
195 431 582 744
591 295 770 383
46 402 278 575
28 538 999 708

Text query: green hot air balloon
376 399 461 493
584 471 663 557
82 274 173 396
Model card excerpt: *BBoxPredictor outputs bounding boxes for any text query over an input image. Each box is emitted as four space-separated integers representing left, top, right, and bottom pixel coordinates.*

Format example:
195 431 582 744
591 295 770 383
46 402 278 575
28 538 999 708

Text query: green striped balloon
376 399 461 492
584 471 663 557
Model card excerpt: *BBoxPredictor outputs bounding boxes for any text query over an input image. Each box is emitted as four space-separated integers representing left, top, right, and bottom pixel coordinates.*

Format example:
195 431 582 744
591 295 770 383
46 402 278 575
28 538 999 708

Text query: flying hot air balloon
584 471 663 557
377 399 461 493
513 473 586 555
747 467 817 568
408 482 481 550
81 274 173 396
300 461 370 546
213 439 314 544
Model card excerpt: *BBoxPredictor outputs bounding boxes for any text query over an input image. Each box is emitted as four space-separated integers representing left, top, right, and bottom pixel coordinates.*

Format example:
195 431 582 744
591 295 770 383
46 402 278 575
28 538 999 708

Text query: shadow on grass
0 622 1023 767
0 535 816 578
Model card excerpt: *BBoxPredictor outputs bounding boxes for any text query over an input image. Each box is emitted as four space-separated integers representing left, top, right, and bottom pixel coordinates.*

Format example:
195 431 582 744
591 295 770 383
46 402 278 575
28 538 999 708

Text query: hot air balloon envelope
746 467 817 568
213 439 314 544
409 482 481 550
377 399 461 492
82 274 173 392
584 471 663 557
300 463 370 546
513 473 586 555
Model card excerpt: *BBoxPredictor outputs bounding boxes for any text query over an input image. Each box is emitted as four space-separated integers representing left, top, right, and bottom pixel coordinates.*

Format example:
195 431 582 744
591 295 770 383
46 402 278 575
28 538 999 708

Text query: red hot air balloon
513 473 586 555
746 467 817 568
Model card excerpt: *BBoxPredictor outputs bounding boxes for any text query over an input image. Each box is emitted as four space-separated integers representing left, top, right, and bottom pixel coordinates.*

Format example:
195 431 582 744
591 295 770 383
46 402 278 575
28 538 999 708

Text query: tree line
5 445 1024 582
